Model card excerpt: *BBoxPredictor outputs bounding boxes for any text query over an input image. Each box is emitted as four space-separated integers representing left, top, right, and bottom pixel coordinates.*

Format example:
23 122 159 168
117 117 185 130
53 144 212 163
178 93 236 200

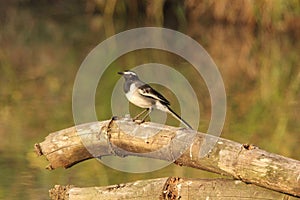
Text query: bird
118 70 192 129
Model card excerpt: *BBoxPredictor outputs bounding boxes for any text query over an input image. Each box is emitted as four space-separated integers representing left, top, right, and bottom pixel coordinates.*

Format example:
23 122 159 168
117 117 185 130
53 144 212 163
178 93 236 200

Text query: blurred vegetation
0 0 299 199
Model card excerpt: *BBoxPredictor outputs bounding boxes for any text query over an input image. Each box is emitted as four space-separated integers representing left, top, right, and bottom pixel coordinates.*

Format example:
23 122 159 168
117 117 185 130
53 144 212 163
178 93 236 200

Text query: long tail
166 105 193 129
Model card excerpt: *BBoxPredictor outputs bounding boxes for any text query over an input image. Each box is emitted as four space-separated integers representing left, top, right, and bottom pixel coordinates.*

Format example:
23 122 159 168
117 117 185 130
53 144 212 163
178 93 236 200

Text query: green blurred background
0 0 299 199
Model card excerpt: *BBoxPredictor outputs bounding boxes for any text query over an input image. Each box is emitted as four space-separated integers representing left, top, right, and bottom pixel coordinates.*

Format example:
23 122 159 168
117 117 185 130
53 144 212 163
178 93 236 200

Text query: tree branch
35 117 300 197
49 177 299 200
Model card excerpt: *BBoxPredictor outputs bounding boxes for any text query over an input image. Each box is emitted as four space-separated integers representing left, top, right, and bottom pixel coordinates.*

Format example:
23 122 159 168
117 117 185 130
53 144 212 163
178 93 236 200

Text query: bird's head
118 70 139 80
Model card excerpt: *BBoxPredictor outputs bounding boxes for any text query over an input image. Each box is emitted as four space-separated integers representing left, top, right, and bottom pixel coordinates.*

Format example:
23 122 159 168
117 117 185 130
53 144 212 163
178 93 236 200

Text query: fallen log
35 117 300 197
49 177 299 200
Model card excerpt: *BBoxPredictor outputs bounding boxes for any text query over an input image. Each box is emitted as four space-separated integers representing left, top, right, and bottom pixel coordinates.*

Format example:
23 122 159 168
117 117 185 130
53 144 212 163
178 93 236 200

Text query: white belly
125 84 152 108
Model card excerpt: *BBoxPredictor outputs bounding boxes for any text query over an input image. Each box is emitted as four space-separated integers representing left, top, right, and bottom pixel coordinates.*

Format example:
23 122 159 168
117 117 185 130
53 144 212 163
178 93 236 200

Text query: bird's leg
140 107 152 123
133 108 149 121
133 108 153 124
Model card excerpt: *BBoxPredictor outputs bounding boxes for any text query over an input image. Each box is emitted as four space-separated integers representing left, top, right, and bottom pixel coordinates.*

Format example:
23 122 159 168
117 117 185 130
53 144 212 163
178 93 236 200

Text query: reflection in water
0 2 299 199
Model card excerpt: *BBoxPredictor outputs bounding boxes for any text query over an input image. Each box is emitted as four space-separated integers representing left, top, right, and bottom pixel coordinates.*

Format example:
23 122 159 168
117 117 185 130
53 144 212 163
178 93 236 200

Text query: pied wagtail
118 70 192 129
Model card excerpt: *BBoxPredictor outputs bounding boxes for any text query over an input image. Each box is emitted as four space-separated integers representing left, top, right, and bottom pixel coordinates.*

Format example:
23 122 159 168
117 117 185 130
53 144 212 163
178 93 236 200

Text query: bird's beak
118 71 124 75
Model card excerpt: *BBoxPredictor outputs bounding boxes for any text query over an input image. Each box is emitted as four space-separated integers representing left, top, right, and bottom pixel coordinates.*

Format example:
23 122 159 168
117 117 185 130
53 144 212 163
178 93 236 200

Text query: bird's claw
133 119 145 124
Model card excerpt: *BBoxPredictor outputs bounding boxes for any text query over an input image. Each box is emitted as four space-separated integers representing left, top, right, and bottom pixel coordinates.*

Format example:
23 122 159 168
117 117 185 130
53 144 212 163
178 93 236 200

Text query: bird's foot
133 119 145 125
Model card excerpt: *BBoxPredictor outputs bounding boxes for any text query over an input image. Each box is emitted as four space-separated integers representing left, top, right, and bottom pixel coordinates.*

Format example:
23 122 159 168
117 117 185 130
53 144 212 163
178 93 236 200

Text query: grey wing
138 84 170 105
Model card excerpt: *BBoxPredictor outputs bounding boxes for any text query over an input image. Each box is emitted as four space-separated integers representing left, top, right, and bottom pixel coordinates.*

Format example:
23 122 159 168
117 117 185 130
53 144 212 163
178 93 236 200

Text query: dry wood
49 177 299 200
35 117 300 197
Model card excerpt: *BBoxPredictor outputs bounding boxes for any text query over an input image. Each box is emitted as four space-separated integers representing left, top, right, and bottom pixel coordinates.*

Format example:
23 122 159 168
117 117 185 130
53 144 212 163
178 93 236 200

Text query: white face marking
123 71 136 76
